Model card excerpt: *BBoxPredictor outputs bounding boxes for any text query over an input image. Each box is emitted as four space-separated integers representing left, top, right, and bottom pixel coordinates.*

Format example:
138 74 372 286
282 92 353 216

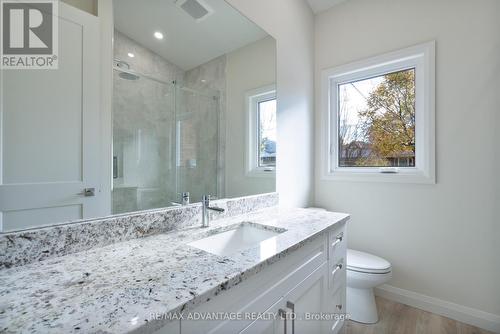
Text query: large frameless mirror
0 0 276 232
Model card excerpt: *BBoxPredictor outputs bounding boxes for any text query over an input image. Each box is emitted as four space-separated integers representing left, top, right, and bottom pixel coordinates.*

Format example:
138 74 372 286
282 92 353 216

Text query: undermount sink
188 223 285 257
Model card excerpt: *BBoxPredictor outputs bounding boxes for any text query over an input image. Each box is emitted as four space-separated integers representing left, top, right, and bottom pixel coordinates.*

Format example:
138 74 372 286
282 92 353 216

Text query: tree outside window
338 68 416 168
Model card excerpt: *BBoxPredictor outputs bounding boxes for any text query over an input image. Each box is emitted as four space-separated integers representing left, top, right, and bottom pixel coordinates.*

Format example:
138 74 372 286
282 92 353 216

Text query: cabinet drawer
329 256 346 292
329 223 346 264
328 285 346 334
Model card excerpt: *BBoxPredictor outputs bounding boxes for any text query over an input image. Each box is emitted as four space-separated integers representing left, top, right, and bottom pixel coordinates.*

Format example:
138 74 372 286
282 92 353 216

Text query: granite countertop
0 207 349 334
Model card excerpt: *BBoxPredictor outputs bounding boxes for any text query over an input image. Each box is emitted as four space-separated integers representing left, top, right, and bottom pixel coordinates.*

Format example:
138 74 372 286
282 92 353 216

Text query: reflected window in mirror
246 85 276 176
258 99 277 168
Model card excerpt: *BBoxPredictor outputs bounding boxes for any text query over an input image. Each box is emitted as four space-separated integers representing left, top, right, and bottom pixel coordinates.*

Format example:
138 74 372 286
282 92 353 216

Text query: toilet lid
347 249 391 274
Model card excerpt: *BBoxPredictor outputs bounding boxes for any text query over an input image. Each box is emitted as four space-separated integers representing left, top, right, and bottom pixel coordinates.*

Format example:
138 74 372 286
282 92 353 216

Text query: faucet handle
181 192 190 205
208 206 225 213
202 195 225 212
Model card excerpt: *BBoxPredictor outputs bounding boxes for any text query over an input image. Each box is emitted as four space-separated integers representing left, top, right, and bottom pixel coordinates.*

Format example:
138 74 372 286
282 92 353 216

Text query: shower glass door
112 69 176 214
175 86 220 203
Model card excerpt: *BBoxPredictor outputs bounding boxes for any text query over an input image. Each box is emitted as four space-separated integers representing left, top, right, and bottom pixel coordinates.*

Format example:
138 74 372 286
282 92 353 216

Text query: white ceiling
306 0 347 14
114 0 268 71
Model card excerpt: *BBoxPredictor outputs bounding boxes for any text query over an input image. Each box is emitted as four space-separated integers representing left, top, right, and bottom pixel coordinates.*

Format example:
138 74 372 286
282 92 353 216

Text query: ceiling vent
175 0 214 21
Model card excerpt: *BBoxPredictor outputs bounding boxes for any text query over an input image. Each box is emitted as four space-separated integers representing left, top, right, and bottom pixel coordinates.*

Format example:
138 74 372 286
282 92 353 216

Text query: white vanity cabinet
239 262 329 334
158 221 347 334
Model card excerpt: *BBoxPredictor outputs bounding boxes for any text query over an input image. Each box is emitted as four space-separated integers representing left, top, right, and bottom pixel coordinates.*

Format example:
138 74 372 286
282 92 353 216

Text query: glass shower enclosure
112 61 220 214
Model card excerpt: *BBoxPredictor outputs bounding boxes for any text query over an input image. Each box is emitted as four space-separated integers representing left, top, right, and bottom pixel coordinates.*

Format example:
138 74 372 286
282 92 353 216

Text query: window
246 85 276 176
258 98 277 167
338 68 416 168
321 42 435 183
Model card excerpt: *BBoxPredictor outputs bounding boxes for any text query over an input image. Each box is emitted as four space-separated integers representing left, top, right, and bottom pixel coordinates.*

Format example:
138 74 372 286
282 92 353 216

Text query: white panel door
0 3 102 231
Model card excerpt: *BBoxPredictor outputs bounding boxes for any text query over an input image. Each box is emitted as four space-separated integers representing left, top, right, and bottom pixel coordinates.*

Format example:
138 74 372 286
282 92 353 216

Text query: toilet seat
347 249 391 274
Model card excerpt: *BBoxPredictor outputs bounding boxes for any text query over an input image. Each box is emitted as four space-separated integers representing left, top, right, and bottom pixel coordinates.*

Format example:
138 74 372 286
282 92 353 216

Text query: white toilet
346 249 392 324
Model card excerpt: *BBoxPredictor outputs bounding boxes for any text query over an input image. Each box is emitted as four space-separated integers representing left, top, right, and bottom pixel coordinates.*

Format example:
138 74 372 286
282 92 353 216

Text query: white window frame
245 84 276 177
320 41 435 184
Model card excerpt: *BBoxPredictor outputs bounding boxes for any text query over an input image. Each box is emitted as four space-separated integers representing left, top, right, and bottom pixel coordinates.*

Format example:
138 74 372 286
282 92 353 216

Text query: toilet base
346 286 379 324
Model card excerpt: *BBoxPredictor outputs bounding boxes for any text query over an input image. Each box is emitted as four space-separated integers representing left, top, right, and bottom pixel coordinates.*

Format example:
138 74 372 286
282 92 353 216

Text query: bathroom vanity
0 194 349 334
176 217 347 334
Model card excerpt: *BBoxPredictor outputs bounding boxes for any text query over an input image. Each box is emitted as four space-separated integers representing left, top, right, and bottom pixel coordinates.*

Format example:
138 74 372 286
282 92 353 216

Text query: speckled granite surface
0 193 279 269
0 207 348 334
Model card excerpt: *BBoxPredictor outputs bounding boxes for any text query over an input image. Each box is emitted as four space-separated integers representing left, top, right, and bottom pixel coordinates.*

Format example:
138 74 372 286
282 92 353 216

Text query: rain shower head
114 59 140 81
119 71 140 81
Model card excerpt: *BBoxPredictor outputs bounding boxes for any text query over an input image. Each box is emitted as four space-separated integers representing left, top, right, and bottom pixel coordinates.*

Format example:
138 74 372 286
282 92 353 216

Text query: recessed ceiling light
201 79 206 83
154 31 164 40
127 52 135 58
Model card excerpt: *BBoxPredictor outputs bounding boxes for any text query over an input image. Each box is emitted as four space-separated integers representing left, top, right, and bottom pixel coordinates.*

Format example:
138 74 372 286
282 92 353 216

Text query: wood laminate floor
342 297 494 334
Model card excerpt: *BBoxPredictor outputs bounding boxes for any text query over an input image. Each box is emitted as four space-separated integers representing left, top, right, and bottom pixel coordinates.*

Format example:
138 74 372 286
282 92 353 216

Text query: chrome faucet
201 195 225 227
172 192 190 206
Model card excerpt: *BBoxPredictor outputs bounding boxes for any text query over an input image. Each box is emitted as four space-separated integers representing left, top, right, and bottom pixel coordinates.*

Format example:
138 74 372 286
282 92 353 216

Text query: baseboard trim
375 284 500 333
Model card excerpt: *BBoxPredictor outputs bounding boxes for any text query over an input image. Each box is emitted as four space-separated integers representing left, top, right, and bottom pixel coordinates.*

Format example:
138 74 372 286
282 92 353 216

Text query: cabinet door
240 319 279 334
283 262 329 334
239 298 285 334
182 237 328 334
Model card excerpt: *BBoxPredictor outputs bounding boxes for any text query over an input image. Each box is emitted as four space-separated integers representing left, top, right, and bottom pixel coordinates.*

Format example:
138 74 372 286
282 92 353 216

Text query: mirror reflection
0 0 276 231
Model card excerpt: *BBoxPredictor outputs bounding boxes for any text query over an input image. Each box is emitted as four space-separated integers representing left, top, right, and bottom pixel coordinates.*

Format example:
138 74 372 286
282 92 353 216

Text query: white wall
314 0 500 324
62 0 97 15
225 37 277 198
226 0 315 208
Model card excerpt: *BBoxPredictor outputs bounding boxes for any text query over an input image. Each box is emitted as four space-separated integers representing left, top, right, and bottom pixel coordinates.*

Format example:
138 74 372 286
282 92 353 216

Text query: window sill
322 169 435 184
